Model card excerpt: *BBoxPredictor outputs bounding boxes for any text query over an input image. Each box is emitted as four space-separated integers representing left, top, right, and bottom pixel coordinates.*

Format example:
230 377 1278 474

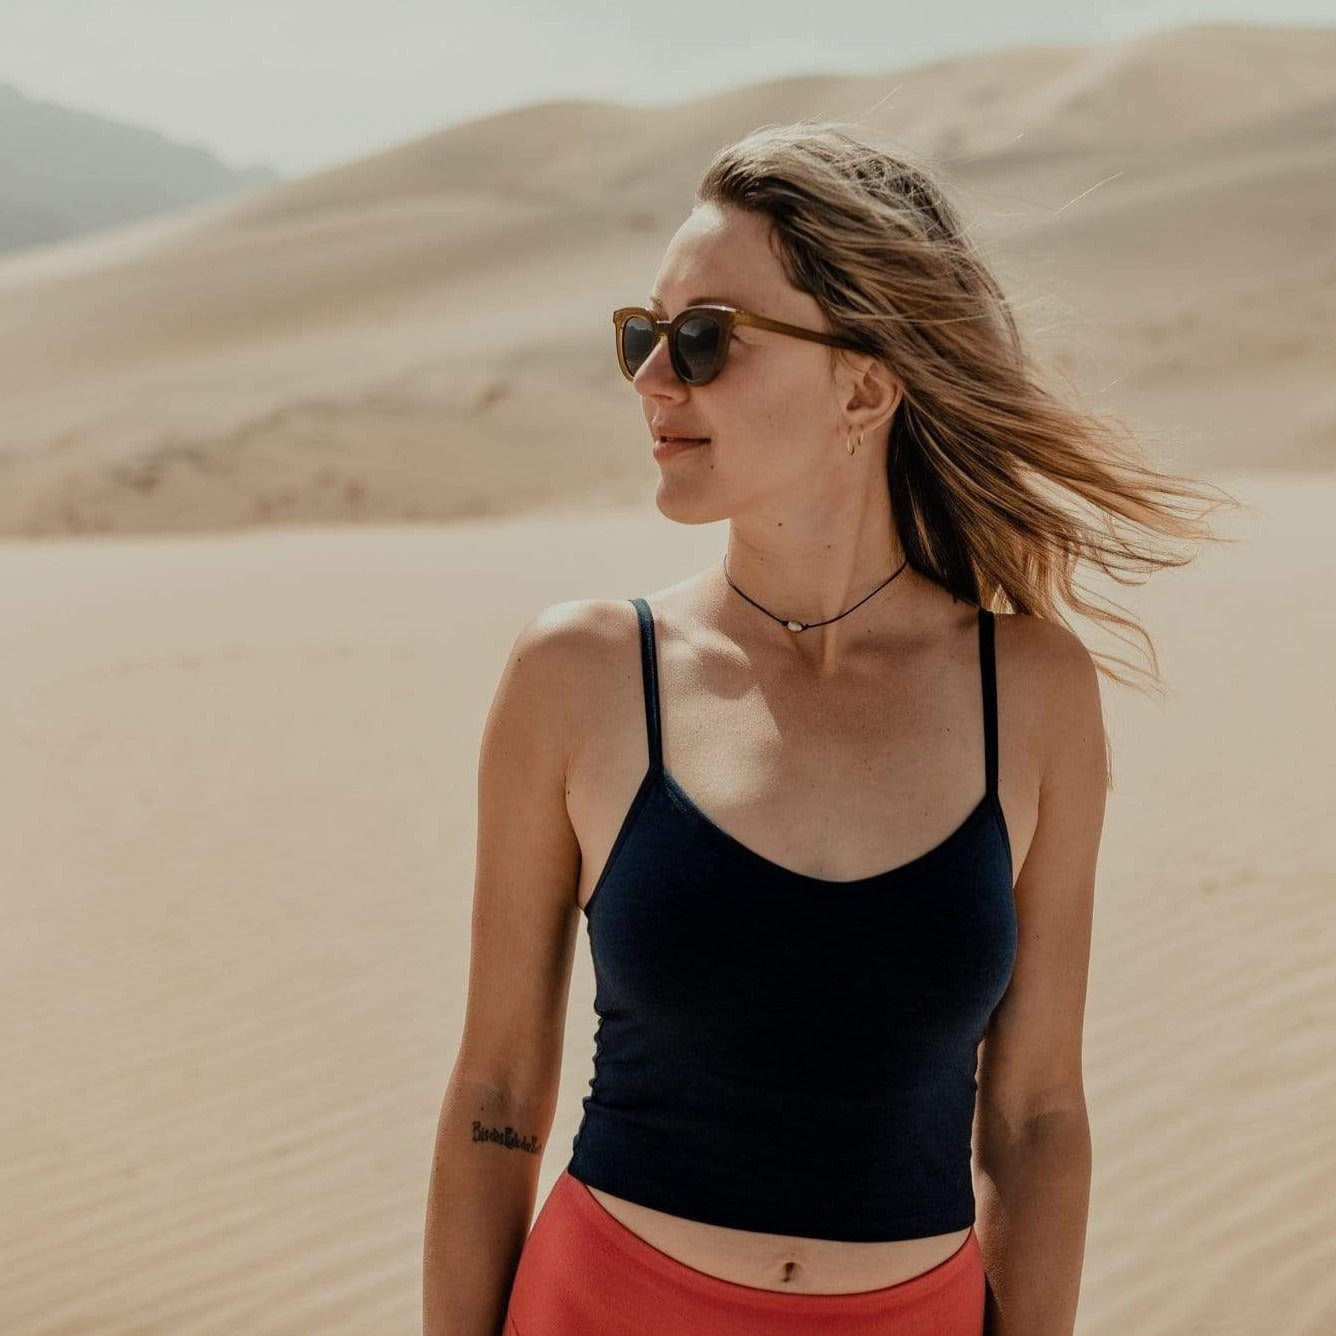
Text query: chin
653 482 732 527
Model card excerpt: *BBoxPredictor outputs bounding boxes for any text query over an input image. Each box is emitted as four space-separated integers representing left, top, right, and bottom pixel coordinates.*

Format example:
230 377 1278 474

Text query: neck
711 541 918 675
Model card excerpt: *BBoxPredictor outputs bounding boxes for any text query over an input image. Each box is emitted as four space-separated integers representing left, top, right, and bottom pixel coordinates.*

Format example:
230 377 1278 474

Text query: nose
632 331 683 395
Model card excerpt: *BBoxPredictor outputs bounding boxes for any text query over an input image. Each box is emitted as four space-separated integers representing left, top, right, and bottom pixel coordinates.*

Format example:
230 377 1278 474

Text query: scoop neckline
659 767 1008 891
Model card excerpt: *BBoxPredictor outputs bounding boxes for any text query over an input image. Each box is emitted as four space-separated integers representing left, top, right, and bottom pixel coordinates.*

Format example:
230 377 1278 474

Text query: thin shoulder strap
978 607 999 796
629 597 663 772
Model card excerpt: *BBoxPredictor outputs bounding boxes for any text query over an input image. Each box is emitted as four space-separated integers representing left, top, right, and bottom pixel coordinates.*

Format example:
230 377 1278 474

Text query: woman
423 122 1234 1336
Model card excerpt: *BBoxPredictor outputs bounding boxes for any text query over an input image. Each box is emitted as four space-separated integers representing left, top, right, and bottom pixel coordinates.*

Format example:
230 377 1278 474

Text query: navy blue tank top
566 598 1017 1242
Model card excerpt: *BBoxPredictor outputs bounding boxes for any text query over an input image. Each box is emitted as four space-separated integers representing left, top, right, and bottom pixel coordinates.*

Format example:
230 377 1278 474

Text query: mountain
0 81 278 254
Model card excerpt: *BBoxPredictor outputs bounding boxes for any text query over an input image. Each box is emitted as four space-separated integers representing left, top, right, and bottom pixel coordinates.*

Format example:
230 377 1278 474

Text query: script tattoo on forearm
471 1120 543 1155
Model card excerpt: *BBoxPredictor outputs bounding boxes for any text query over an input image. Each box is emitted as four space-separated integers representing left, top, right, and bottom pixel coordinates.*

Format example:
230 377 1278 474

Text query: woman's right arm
422 603 592 1336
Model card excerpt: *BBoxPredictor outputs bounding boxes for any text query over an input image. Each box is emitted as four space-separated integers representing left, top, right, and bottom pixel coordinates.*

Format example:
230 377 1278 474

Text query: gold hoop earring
846 427 864 456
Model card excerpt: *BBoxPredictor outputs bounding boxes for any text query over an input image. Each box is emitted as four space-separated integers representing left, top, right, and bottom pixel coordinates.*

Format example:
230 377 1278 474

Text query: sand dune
4 19 1334 1336
2 471 1333 1334
0 22 1332 537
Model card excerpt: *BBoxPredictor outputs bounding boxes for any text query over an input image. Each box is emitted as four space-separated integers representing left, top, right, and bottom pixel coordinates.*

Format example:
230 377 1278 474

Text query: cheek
710 350 832 452
742 372 828 444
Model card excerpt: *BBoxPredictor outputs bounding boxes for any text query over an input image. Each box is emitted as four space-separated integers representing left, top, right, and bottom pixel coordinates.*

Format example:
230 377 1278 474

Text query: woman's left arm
973 618 1108 1336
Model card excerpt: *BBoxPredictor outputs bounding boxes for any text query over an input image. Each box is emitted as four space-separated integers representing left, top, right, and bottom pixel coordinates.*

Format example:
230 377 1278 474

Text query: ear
838 350 902 428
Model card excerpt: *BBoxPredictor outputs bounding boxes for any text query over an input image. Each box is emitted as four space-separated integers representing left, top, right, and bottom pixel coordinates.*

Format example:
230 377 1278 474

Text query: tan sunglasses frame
612 304 866 384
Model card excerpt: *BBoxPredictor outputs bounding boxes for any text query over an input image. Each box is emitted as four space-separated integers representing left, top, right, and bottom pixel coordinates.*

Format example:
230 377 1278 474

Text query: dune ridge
0 22 1331 538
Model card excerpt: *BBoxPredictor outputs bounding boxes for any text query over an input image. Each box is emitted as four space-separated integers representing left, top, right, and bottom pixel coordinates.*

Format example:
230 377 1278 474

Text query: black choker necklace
721 555 909 632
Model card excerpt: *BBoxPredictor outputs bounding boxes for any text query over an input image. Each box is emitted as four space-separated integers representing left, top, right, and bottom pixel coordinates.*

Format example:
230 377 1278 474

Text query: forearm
973 1110 1092 1336
423 1078 550 1336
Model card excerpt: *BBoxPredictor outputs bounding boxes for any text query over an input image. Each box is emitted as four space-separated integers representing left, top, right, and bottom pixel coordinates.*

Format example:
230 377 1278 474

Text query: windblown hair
694 120 1242 720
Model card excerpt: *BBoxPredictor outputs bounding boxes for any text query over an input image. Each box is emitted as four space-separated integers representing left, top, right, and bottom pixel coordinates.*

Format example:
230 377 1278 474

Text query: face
632 202 888 523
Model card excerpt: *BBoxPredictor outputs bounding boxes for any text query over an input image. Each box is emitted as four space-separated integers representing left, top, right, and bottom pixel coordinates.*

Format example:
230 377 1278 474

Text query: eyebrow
647 294 738 311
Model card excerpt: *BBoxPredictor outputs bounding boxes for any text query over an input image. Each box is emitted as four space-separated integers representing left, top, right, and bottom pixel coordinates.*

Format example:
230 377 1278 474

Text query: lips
652 435 708 459
652 422 710 442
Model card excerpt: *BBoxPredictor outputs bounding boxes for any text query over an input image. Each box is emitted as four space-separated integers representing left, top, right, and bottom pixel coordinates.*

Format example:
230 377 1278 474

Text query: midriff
585 1184 973 1294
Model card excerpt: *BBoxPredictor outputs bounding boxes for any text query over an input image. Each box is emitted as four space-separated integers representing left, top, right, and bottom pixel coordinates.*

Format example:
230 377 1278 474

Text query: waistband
556 1167 982 1322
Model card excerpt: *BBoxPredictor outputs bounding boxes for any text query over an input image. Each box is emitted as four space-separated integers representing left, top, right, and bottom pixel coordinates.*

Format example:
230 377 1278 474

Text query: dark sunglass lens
676 314 724 382
620 316 657 374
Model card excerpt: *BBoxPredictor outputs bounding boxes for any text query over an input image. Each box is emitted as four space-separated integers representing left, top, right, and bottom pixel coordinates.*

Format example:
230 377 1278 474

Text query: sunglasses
612 304 866 386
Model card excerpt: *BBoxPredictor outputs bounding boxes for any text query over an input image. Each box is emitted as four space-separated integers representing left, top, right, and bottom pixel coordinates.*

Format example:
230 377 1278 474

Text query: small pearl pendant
786 620 804 632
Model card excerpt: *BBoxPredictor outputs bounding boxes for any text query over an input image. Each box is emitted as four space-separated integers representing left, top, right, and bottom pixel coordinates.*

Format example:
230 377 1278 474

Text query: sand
2 19 1333 1336
3 474 1333 1334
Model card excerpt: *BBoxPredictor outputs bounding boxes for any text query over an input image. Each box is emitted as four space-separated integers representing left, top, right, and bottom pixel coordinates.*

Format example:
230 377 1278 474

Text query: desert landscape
2 22 1333 1336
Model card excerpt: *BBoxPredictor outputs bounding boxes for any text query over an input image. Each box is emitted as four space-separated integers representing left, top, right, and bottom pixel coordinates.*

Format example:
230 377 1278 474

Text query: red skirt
503 1168 986 1336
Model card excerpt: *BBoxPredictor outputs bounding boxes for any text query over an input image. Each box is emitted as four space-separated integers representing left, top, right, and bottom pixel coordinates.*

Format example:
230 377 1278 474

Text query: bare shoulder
500 597 640 773
992 605 1095 671
510 596 630 660
993 608 1109 793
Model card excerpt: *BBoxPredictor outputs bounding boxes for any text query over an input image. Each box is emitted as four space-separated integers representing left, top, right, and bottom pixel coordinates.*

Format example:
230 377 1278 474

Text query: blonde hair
694 120 1243 715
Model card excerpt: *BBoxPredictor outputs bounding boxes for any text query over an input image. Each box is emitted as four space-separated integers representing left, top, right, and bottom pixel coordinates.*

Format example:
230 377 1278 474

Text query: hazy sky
2 0 1332 177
